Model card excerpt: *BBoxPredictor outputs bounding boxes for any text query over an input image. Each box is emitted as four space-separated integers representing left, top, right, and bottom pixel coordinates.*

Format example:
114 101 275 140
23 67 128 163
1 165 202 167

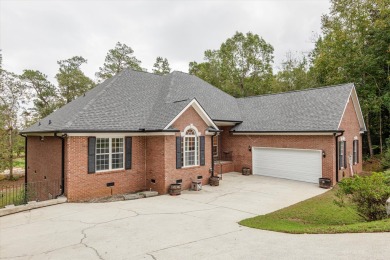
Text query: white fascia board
163 99 219 131
205 131 220 136
214 121 238 126
232 132 335 136
351 87 367 131
337 86 366 131
337 86 354 130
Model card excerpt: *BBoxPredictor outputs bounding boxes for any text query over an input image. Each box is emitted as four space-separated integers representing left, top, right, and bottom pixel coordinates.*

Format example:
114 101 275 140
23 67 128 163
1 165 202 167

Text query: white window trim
182 125 200 168
96 137 124 172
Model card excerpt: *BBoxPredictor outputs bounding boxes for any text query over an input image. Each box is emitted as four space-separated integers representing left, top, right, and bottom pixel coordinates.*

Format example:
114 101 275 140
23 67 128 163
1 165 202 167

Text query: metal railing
214 151 233 162
0 179 63 208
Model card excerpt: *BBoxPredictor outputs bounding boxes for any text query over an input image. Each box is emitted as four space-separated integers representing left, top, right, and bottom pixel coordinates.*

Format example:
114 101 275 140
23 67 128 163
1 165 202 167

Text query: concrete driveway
0 172 389 260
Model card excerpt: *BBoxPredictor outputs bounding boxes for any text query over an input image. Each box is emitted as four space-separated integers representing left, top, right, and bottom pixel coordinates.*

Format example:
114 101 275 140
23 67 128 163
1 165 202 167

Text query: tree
272 52 316 93
21 70 59 119
189 32 274 97
0 68 25 179
96 42 144 81
153 57 171 75
310 0 390 157
55 56 95 104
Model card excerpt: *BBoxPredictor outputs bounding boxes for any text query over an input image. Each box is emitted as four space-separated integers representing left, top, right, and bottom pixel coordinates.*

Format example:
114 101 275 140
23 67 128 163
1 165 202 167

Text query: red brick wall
164 106 212 193
65 136 146 201
145 136 166 194
26 136 62 199
338 97 363 180
214 161 234 174
220 127 336 184
63 106 214 200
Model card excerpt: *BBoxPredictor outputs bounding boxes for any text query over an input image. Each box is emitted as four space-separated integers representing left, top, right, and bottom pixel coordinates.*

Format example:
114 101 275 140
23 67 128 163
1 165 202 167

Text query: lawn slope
239 188 390 234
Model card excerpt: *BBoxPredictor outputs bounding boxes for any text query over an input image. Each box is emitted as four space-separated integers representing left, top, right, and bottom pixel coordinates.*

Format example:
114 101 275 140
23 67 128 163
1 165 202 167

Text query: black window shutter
125 137 132 169
353 140 356 164
356 140 359 163
343 141 347 169
200 136 205 166
88 137 96 174
338 141 342 169
176 136 182 169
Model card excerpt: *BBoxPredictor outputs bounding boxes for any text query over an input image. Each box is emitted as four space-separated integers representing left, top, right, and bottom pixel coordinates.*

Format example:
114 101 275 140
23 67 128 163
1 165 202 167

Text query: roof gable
337 86 366 131
163 99 219 130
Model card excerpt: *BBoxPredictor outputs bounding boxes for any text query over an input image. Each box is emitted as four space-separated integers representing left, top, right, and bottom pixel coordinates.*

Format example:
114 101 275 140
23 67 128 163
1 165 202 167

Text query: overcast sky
0 0 331 83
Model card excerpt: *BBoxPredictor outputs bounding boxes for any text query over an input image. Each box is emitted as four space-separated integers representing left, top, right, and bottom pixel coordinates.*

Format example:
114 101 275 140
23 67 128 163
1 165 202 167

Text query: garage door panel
252 147 321 183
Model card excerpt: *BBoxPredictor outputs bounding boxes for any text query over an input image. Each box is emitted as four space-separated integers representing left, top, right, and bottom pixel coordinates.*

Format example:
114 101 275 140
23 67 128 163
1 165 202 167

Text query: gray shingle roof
21 68 354 134
22 69 241 133
232 83 354 132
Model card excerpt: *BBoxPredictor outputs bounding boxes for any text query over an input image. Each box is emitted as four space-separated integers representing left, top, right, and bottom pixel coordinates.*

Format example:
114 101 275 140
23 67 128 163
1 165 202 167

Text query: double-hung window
182 129 199 167
353 139 359 164
96 137 124 171
339 140 346 169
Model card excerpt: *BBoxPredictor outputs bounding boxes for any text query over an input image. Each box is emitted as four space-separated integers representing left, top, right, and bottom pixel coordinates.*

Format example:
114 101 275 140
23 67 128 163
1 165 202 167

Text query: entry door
252 147 322 183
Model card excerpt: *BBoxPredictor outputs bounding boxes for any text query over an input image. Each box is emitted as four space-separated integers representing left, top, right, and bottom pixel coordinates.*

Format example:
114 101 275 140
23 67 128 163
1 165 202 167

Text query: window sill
181 165 201 169
95 168 125 174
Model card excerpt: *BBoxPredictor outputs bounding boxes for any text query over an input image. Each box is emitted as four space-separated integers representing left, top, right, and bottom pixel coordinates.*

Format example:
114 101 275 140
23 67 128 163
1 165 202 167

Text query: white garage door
252 147 322 183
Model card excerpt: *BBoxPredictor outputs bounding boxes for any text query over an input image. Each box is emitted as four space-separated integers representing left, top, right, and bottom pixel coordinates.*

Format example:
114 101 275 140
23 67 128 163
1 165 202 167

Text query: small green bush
335 172 390 221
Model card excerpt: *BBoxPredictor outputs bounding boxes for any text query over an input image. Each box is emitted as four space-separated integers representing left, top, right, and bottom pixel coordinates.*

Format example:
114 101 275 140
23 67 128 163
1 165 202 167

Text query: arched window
183 127 199 166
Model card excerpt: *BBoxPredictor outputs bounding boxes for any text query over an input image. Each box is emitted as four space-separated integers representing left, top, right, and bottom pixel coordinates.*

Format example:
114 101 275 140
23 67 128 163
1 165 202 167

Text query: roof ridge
124 68 163 76
237 83 354 100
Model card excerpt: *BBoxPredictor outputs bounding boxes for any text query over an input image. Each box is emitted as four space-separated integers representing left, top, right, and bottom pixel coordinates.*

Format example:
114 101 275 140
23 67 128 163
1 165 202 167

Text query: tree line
189 0 389 164
0 42 172 177
1 0 389 178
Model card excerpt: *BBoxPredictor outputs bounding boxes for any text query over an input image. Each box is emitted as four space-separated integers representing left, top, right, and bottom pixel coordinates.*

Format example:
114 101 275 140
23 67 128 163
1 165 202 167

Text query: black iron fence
0 179 63 208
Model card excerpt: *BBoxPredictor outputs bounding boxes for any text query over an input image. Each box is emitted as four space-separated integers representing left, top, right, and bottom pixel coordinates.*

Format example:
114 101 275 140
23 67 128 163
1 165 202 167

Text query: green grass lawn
239 188 390 234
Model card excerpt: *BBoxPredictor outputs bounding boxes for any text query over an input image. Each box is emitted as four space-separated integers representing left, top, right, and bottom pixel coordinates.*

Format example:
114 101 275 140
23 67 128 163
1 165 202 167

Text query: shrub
335 172 390 221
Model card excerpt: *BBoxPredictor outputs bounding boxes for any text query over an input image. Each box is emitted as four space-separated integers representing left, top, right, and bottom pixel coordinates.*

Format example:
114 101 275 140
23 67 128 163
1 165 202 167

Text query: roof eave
230 130 344 135
20 129 180 135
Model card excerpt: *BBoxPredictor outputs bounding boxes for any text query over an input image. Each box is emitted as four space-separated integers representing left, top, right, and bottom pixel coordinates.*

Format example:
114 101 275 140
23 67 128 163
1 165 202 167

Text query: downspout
211 133 217 177
20 134 27 185
55 133 66 196
20 134 28 204
334 131 344 183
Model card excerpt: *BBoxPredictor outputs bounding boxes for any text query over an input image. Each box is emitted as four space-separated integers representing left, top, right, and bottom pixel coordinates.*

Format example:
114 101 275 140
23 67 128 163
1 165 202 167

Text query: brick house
21 69 366 201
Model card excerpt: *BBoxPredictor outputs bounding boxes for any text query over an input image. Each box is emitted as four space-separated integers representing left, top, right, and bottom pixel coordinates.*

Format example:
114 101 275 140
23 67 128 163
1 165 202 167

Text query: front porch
214 160 234 174
212 128 234 174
